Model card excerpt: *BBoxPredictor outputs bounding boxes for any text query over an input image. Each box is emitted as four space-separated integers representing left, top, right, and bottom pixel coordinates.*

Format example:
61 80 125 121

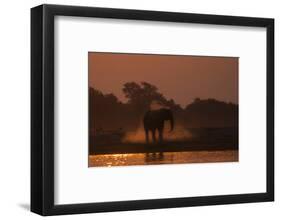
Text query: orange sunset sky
89 52 238 107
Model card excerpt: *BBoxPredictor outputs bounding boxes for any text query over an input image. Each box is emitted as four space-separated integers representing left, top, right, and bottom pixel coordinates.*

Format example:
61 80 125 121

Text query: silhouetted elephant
143 108 174 143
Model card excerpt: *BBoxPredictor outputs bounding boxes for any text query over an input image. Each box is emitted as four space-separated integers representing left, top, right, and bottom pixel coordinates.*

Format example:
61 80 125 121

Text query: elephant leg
145 129 149 143
152 130 156 143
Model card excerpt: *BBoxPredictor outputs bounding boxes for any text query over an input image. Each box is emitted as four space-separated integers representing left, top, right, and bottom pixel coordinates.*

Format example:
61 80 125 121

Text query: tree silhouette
122 82 142 103
123 81 169 112
89 82 238 133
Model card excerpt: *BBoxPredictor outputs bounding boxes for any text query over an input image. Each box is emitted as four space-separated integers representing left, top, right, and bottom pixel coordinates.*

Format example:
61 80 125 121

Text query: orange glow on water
89 150 238 167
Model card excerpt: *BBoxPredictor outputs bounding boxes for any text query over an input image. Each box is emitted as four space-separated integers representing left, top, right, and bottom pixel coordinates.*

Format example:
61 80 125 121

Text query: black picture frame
31 4 274 216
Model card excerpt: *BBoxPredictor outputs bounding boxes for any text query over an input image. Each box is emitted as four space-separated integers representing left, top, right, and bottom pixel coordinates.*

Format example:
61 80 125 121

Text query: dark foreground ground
89 127 238 155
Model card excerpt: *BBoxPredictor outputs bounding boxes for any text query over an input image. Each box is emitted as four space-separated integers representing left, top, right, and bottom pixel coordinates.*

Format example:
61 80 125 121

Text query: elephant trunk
169 115 174 132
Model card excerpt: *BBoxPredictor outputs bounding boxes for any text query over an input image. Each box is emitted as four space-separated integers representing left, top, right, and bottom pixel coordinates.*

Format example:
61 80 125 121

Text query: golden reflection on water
89 150 238 167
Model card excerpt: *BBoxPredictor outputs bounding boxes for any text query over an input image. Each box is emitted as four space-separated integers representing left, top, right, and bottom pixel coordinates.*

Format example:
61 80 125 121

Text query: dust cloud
122 123 192 143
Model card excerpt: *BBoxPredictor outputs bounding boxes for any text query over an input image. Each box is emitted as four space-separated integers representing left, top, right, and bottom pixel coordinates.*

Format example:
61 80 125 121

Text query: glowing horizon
89 52 238 107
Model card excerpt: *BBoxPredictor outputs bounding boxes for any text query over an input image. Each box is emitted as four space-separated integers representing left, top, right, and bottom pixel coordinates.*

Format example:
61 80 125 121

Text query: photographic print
88 52 238 167
31 5 274 215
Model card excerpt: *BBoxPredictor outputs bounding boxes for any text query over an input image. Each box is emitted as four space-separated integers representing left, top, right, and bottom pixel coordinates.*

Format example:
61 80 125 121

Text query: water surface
89 150 238 167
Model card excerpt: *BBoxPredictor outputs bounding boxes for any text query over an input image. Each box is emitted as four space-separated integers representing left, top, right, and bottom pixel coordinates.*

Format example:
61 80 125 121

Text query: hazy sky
89 52 238 107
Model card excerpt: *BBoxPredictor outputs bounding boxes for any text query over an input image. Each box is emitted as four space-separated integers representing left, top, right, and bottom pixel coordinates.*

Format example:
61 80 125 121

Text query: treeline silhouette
89 82 238 133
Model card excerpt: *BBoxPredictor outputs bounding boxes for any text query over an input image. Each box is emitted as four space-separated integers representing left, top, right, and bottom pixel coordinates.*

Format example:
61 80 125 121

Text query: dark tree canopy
122 82 167 111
